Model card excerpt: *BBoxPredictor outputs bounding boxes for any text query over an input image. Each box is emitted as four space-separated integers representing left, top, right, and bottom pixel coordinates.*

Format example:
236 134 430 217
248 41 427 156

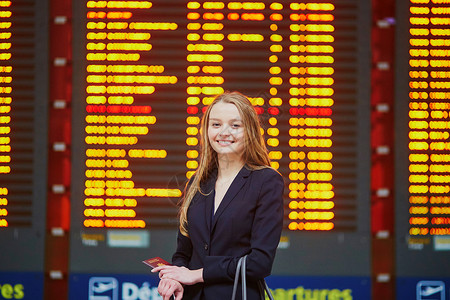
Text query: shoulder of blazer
249 166 283 181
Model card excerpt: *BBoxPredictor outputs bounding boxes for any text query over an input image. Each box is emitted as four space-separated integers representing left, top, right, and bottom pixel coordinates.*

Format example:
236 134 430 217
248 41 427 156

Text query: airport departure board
395 0 450 280
0 0 37 227
0 1 13 228
70 0 371 277
0 1 47 229
0 0 48 273
72 0 369 232
405 0 450 240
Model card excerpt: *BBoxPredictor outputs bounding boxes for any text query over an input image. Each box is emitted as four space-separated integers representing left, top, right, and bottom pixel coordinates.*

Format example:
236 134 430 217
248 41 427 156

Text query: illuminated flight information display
0 1 12 227
395 0 450 285
69 0 371 279
0 0 47 228
184 1 340 232
0 0 48 282
77 0 187 231
405 0 450 240
72 0 368 236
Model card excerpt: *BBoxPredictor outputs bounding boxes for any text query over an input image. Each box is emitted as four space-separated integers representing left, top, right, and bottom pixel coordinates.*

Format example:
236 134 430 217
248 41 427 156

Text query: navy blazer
172 166 284 300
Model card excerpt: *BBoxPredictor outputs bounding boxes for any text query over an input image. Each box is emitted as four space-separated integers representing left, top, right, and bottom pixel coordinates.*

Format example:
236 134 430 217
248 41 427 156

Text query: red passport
142 257 171 269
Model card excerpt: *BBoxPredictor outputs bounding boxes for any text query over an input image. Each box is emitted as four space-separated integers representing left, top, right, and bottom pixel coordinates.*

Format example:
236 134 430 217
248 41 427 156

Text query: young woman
152 91 284 300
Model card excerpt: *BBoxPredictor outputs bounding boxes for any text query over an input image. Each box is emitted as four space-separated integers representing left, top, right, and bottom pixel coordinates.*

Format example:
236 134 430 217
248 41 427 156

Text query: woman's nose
219 125 231 136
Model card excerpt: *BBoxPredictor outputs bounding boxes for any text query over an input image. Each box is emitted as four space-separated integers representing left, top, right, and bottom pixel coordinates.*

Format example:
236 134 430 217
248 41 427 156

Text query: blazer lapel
211 167 251 231
203 172 216 233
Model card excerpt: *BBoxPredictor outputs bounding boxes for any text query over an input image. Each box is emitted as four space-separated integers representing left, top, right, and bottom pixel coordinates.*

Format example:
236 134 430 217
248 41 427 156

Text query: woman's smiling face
207 102 245 161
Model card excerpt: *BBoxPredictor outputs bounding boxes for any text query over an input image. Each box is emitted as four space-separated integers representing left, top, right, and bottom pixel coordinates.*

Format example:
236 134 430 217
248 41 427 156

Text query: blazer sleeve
203 169 284 282
171 174 196 267
172 229 193 267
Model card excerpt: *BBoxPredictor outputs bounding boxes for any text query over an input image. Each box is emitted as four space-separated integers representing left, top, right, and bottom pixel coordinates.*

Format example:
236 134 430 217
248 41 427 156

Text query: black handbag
231 255 275 300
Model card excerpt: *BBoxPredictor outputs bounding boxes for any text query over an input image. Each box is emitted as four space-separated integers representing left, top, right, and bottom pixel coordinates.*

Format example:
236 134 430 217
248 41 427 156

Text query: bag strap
231 255 245 300
241 255 247 300
257 279 275 300
231 255 275 300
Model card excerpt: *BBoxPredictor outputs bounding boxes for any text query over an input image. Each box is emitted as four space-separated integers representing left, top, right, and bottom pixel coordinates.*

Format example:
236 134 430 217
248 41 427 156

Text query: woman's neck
216 155 244 179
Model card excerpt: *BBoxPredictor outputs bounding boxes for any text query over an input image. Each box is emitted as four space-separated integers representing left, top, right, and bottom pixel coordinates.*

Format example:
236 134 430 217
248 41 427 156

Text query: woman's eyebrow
209 118 242 121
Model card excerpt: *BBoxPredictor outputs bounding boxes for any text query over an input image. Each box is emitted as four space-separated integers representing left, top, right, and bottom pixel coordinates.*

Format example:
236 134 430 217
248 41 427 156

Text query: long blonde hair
179 91 272 236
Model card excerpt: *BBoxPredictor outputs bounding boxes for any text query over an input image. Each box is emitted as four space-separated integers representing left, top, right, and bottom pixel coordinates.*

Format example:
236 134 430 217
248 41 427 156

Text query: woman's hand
157 278 183 300
152 266 204 285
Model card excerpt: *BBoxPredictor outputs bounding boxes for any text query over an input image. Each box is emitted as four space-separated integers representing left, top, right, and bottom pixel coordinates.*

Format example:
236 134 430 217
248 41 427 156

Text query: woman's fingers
151 265 167 273
158 279 173 299
157 266 180 279
157 279 183 300
154 266 202 285
174 291 183 300
152 265 175 274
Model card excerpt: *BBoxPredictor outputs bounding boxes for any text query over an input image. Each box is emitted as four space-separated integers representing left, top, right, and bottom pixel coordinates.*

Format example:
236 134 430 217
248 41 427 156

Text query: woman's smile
217 139 234 146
